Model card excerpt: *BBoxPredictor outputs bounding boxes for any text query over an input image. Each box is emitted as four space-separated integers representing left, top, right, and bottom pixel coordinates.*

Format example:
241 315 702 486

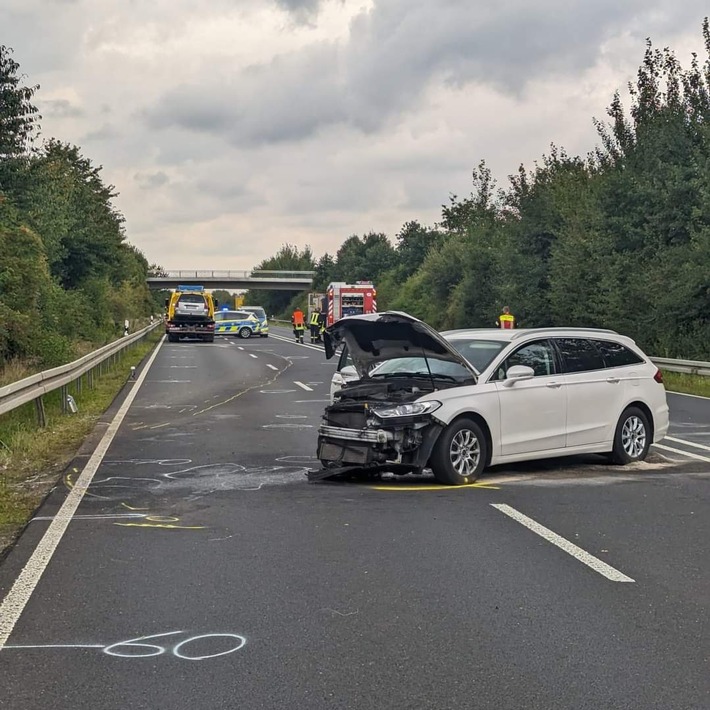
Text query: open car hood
323 311 478 381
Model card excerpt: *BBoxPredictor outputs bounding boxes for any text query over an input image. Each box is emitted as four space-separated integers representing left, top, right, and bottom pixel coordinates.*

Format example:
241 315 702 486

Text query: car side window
593 340 644 367
555 338 606 373
492 340 557 380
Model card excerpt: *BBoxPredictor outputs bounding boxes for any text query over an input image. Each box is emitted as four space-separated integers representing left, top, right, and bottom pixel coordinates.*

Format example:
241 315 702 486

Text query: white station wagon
316 312 669 485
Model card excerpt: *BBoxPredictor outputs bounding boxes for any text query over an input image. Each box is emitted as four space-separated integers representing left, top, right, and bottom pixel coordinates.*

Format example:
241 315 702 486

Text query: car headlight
372 401 441 419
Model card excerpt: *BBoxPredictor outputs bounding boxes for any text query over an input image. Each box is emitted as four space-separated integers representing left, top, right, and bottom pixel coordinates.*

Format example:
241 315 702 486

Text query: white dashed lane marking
491 504 635 583
294 381 313 391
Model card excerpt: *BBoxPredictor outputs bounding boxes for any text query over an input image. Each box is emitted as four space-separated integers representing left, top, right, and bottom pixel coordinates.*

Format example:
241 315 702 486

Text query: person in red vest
496 306 516 329
292 307 306 343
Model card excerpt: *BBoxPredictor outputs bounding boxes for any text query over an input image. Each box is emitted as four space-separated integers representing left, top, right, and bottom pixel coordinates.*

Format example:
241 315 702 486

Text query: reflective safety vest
292 311 305 327
310 312 320 326
498 313 515 329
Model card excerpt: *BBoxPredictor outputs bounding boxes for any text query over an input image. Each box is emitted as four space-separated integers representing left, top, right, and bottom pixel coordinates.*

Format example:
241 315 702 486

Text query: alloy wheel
449 429 481 477
621 415 646 459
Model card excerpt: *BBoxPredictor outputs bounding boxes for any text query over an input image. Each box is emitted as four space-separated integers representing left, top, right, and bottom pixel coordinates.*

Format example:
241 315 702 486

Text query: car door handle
546 382 562 388
606 377 620 384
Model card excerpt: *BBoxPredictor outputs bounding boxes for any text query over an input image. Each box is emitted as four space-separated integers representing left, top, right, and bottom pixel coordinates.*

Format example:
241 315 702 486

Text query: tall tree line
0 45 158 368
254 20 710 358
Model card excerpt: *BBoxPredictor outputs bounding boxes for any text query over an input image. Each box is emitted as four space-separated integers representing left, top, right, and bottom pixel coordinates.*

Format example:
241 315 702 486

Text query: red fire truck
323 282 377 326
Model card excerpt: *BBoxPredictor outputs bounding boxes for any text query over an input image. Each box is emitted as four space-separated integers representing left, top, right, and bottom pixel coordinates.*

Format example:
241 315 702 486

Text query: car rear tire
239 327 252 339
610 406 651 464
430 417 487 485
204 335 215 343
167 334 178 342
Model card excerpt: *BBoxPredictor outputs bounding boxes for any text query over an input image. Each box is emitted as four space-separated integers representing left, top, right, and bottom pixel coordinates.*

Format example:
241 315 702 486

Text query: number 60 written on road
103 631 246 660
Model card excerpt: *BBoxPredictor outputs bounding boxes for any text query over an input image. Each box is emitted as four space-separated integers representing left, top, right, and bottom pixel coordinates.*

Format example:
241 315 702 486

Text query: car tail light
653 368 664 384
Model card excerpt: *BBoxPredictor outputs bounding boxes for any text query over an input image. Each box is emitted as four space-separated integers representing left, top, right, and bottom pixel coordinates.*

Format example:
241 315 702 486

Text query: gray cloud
135 171 169 189
39 98 84 118
143 0 710 148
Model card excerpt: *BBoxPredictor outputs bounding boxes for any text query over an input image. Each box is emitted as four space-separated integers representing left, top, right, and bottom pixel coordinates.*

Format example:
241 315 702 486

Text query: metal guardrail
0 322 161 424
650 357 710 377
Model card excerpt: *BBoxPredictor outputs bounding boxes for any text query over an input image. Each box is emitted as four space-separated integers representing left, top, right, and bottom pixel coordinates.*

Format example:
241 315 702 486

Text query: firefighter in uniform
292 307 306 343
309 308 322 343
496 306 516 329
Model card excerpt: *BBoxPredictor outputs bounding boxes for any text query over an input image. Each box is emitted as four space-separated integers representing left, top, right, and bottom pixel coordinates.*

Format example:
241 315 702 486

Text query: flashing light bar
177 285 205 291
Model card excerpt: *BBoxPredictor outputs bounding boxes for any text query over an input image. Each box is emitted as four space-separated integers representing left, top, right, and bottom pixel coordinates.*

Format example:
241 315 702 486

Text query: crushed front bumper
312 419 443 481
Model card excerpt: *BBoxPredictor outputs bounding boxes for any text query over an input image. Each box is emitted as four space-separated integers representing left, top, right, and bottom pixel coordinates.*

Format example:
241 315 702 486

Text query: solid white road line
294 381 313 391
269 333 326 353
653 443 710 463
666 390 710 401
664 435 710 453
266 364 279 371
0 336 166 650
491 504 635 583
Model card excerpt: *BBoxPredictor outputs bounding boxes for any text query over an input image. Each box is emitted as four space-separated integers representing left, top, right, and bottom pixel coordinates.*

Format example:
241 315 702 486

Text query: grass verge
0 330 162 556
662 371 710 398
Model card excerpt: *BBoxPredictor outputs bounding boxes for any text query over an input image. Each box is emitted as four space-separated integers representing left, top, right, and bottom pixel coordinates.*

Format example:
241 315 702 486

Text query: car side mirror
502 365 535 387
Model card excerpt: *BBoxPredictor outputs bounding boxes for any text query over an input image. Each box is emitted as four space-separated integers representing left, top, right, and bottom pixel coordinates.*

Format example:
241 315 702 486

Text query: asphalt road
0 326 708 710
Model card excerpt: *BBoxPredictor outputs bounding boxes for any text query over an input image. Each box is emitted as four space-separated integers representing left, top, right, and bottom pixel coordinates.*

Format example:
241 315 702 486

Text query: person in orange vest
496 306 516 329
292 307 306 343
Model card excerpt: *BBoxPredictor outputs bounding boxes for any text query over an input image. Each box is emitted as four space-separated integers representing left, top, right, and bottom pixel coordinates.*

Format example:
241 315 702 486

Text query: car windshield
370 357 474 383
448 338 507 372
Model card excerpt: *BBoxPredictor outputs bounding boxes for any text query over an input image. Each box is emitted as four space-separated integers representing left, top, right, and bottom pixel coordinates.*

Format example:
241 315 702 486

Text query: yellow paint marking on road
121 503 150 511
370 481 500 491
114 522 205 530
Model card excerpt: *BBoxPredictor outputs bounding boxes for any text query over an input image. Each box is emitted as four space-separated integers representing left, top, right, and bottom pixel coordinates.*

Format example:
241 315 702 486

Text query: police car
214 309 262 338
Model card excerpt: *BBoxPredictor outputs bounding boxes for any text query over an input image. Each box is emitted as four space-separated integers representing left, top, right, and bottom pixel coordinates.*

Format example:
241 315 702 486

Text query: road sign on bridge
146 270 315 291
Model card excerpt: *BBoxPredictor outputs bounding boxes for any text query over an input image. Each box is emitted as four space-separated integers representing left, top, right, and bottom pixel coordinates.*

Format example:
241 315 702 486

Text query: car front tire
430 417 487 485
239 327 252 339
610 406 651 464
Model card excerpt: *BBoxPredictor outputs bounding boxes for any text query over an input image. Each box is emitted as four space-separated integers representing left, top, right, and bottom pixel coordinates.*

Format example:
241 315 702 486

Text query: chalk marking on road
275 414 308 419
169 366 197 368
149 380 192 383
294 399 331 403
4 631 246 661
266 364 279 371
0 336 166 650
32 513 145 522
150 423 170 430
249 354 258 359
491 504 635 583
653 444 710 463
294 381 313 391
260 389 297 394
262 423 314 429
664 436 710 453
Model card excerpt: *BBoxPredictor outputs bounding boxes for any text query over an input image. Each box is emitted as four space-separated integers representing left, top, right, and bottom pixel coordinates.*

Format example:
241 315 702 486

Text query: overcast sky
2 1 708 270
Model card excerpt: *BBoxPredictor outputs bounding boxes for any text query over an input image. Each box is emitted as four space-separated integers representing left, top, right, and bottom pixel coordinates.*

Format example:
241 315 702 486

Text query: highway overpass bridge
146 270 315 291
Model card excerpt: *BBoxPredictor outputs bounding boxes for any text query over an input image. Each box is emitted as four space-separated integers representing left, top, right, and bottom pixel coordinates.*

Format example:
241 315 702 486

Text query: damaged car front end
311 312 478 482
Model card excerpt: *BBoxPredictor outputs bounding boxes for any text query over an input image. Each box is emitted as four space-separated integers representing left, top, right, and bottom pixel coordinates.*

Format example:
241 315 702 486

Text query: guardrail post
88 367 94 390
60 385 68 414
35 397 47 428
77 374 83 395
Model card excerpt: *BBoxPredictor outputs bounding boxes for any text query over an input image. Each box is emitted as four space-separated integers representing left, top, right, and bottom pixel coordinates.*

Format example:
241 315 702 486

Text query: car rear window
593 340 644 367
555 338 606 373
178 294 205 304
243 307 266 318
